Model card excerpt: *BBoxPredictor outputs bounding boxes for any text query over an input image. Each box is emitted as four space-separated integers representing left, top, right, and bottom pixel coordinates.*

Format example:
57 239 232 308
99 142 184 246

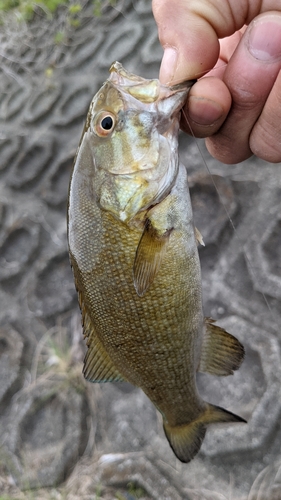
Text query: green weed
127 481 147 498
0 0 116 23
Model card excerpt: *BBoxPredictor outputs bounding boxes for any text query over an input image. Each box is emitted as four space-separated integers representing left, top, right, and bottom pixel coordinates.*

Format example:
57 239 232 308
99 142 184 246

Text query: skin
152 1 281 164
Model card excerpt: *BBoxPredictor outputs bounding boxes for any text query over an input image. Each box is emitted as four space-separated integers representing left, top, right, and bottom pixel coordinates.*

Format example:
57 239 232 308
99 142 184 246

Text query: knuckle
206 134 251 164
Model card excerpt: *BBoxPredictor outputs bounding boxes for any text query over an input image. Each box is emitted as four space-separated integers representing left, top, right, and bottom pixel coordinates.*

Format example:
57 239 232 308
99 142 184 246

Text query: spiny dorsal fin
195 226 205 247
133 219 171 297
198 318 245 376
78 291 125 383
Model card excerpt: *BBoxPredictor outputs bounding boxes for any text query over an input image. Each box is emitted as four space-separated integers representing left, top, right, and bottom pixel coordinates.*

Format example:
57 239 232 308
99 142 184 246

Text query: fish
67 61 246 463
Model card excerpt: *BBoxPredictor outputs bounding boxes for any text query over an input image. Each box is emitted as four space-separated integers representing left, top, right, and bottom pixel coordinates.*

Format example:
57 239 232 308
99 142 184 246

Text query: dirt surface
0 1 281 499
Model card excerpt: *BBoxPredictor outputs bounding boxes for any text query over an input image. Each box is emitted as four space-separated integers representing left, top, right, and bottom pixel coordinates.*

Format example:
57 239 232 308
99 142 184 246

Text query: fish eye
94 111 116 137
101 116 113 130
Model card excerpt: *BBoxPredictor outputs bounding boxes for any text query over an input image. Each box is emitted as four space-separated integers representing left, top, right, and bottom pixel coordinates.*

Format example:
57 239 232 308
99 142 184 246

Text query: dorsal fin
198 318 245 376
78 291 125 383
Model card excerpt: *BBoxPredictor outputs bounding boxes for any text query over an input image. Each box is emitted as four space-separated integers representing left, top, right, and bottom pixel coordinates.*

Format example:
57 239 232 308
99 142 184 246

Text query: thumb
152 0 258 84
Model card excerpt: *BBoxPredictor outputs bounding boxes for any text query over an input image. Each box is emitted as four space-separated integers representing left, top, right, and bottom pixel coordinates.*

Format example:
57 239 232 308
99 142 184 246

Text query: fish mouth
109 61 195 106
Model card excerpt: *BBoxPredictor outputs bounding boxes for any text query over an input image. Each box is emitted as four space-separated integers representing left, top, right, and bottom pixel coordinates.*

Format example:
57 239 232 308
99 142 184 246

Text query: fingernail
188 97 224 126
248 16 281 61
159 47 178 84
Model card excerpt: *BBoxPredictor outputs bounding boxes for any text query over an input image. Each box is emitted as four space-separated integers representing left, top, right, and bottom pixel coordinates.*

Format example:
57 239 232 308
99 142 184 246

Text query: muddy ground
0 1 281 499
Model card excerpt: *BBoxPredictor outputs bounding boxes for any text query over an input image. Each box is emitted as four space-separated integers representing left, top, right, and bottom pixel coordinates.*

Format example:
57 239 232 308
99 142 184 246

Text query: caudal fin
163 404 246 463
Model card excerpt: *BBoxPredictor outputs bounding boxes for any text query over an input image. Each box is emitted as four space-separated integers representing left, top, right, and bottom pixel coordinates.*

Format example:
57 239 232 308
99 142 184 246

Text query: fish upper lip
108 61 196 105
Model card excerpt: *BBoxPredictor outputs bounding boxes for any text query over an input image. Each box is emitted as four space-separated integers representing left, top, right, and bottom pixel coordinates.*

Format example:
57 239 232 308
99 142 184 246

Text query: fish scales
71 169 202 423
68 62 245 463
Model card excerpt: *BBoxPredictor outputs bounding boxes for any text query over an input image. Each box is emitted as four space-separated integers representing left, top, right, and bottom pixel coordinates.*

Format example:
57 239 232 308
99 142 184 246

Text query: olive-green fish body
68 63 245 463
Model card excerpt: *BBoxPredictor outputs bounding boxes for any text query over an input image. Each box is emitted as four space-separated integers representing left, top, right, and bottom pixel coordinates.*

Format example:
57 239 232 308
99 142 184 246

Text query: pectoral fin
78 291 125 383
198 318 244 376
133 219 171 297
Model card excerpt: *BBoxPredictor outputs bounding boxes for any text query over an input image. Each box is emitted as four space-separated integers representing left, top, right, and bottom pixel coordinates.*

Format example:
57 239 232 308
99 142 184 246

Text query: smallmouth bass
68 62 245 463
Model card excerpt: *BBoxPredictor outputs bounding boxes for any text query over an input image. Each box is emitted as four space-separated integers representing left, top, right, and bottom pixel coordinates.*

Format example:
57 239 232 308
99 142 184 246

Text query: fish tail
163 404 246 463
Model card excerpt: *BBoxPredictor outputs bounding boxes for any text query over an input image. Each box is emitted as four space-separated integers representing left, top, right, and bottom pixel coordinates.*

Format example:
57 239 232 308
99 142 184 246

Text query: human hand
152 1 281 163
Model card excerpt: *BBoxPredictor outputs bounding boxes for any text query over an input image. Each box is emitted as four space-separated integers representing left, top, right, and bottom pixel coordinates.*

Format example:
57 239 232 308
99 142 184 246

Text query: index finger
152 0 276 84
153 0 220 83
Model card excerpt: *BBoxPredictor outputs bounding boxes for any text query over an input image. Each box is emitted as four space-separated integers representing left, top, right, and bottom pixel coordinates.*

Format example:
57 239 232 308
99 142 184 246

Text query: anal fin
198 318 244 376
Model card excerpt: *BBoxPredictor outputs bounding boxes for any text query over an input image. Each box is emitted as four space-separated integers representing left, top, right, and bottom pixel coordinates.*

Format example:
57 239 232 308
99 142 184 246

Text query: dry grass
0 0 124 90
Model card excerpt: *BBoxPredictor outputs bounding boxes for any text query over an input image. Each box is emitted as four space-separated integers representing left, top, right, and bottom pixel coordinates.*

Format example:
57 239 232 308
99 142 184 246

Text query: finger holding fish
182 26 281 162
182 23 281 162
155 0 281 163
205 14 281 164
181 76 232 138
